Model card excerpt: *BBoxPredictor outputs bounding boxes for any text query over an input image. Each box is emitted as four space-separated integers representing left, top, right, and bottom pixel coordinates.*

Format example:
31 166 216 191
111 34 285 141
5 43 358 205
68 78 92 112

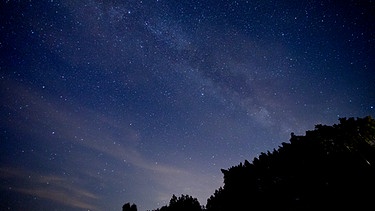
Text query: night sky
1 0 374 210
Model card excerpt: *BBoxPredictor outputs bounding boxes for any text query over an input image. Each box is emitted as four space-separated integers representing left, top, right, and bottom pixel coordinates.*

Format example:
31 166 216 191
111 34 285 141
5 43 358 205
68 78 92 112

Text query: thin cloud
0 167 101 210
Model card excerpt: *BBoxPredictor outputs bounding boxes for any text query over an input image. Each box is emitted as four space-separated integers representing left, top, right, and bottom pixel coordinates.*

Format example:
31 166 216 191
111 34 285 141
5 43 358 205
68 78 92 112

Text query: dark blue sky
1 0 374 210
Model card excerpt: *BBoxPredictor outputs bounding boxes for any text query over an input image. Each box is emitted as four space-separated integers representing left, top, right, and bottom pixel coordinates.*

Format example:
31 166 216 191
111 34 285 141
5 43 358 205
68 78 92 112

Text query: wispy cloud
0 167 100 210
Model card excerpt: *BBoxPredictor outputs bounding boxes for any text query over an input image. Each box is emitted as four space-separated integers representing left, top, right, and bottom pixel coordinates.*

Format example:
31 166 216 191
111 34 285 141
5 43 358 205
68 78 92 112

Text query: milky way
1 1 374 210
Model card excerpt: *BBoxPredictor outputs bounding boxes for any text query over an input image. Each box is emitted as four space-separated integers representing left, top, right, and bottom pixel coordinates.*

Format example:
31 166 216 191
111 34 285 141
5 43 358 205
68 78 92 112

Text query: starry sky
1 0 374 210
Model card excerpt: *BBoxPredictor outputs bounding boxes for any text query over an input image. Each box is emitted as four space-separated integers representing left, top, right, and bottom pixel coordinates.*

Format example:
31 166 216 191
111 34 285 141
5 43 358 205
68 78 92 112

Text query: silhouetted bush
151 194 202 211
123 202 137 211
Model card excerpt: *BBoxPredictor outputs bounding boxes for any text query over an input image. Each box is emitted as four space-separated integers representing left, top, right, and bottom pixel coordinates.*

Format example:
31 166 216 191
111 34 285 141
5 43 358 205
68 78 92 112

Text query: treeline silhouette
123 116 375 211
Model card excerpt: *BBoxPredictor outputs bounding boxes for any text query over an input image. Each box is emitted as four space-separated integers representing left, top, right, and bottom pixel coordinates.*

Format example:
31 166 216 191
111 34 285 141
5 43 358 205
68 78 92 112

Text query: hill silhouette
123 116 375 211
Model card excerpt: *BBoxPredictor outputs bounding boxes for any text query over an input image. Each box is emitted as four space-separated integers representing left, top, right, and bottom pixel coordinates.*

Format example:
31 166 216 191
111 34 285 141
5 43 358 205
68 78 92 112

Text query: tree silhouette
123 202 137 211
206 116 375 210
151 194 202 211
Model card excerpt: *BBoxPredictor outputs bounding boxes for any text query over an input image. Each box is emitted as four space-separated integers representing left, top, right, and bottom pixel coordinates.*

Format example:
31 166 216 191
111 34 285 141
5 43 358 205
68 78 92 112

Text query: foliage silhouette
123 202 137 211
124 116 375 210
150 194 203 211
206 116 375 210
